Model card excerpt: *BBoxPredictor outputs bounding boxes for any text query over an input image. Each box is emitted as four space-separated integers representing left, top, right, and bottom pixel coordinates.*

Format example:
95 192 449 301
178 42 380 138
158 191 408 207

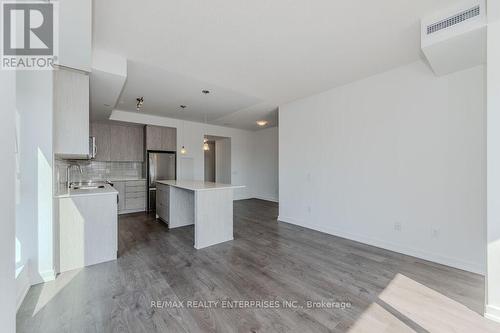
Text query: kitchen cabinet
90 123 111 161
115 180 146 214
91 123 143 162
110 124 144 162
53 67 90 158
145 125 176 151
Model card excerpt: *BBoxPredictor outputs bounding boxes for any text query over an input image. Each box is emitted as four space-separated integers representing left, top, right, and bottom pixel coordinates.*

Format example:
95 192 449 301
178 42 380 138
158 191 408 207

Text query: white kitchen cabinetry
57 0 92 72
114 180 147 214
53 67 89 158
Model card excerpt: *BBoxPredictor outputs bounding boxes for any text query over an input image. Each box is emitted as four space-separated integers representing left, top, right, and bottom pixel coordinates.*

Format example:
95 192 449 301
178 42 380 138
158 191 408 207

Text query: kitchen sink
72 185 105 190
70 182 106 190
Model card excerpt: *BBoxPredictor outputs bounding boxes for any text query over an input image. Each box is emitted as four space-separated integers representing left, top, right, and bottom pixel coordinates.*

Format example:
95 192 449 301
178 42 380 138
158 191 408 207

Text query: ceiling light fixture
136 97 144 111
180 120 187 155
256 120 268 127
180 105 187 109
203 111 210 151
202 90 210 94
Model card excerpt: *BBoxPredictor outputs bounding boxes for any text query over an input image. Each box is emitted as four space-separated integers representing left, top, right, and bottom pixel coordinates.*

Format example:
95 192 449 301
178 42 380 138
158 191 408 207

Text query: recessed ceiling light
202 90 210 94
256 120 268 127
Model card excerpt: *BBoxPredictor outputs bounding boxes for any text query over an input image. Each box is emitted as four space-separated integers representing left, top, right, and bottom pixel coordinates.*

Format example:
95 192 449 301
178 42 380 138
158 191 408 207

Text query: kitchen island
156 180 245 249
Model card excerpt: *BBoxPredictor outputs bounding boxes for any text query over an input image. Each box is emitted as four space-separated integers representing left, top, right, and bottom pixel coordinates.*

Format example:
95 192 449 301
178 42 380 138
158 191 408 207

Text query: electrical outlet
394 222 402 232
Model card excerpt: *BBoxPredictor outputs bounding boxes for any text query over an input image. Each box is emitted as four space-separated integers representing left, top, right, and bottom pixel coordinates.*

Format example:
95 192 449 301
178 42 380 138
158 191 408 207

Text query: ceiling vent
426 5 480 35
421 0 486 76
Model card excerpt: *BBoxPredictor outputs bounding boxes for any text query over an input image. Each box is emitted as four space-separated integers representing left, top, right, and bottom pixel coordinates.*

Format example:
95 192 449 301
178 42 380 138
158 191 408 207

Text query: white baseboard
16 264 31 312
252 196 278 203
277 215 485 275
485 304 500 323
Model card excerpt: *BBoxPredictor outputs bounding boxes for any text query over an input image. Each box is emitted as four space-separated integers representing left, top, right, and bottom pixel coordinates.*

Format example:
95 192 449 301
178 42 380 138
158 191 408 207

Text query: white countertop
55 183 118 198
157 180 245 191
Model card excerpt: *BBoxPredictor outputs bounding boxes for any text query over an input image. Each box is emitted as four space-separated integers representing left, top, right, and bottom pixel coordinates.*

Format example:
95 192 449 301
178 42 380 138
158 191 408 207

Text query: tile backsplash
55 159 144 185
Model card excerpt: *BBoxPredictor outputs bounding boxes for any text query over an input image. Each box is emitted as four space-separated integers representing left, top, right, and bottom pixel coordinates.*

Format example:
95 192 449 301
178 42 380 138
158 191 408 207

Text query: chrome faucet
67 163 82 188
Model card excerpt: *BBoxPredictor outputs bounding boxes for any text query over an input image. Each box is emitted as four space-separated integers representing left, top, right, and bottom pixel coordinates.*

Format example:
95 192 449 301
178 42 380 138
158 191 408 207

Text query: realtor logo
1 1 58 70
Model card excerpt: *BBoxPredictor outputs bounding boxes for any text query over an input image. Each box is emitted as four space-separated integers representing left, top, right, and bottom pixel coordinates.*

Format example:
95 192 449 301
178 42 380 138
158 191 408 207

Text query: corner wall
279 61 486 274
0 66 16 333
251 127 279 202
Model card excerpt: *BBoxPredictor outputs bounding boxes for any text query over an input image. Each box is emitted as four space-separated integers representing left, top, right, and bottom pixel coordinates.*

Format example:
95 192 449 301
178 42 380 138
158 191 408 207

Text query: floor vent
426 5 480 35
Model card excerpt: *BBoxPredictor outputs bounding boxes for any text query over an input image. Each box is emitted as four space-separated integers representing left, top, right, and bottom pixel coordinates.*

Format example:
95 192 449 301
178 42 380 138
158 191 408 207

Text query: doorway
204 135 231 183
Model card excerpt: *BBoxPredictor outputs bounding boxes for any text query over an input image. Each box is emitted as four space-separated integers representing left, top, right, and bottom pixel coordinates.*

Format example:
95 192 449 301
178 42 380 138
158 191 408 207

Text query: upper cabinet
145 125 176 151
53 68 90 158
110 125 144 162
91 123 144 162
90 122 111 161
57 0 92 72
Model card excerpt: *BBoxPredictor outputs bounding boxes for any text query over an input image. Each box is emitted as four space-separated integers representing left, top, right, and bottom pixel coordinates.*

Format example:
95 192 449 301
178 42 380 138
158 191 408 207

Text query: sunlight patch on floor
33 269 81 316
347 302 415 333
350 273 500 333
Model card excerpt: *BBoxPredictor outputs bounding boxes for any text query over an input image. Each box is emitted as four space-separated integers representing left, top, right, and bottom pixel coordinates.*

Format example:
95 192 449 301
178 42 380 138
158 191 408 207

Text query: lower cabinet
114 180 147 214
156 183 170 223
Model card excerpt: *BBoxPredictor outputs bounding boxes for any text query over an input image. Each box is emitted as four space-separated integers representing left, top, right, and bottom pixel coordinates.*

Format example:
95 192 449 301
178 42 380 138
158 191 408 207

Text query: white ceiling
92 0 459 130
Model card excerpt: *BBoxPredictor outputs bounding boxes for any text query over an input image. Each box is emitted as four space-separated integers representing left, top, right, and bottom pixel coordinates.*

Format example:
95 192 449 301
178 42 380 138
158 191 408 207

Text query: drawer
125 189 146 196
125 185 146 193
125 192 146 200
125 197 146 210
126 180 146 187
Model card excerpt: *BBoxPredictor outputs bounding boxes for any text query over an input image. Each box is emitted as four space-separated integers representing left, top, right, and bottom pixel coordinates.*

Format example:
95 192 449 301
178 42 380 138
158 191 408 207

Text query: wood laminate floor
17 199 500 332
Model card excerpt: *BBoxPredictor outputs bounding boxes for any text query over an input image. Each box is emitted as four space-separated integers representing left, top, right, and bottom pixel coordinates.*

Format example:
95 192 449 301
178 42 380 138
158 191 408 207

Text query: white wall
16 71 55 284
110 111 255 199
251 127 279 202
279 61 486 274
0 68 16 333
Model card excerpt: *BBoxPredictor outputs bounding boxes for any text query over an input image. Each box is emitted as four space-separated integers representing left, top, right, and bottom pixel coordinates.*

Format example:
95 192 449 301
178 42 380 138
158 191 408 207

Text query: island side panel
169 185 195 228
58 194 117 273
194 188 234 249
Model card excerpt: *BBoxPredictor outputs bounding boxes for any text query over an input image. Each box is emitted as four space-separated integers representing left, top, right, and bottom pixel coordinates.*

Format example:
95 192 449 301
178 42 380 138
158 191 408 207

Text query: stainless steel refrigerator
147 151 176 211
